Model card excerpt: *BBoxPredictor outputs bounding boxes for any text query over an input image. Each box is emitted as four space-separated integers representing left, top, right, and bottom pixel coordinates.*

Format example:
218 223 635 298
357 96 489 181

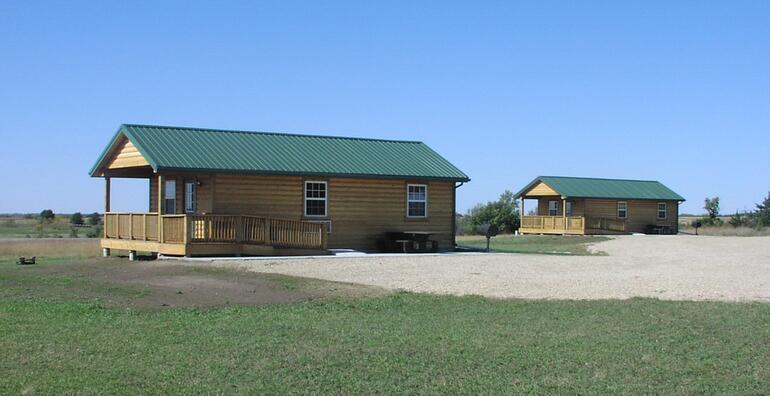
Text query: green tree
756 192 770 227
39 209 55 222
70 212 84 225
704 197 720 219
87 212 101 226
701 197 722 226
464 190 520 234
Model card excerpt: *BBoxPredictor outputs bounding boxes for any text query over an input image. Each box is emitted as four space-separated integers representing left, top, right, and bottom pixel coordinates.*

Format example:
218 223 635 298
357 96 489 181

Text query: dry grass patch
679 226 770 236
0 238 100 260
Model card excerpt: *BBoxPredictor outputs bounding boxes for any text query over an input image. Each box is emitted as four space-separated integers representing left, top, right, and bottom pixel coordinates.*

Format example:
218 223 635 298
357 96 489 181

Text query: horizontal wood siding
211 174 454 251
583 199 679 233
106 138 149 169
214 174 303 219
526 181 559 196
327 178 453 250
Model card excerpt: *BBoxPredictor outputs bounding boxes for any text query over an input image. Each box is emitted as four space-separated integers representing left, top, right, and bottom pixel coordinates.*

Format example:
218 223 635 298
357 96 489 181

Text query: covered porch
102 212 328 257
518 191 626 235
98 166 328 258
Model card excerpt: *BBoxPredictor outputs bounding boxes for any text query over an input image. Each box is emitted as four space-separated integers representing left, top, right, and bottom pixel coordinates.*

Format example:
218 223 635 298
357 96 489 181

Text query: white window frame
657 202 667 220
407 184 428 218
184 182 197 214
548 200 559 216
304 181 328 218
164 180 176 214
617 201 628 219
566 201 573 217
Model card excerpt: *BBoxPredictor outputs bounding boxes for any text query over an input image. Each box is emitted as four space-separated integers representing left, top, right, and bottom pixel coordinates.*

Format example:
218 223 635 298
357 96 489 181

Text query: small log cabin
90 124 469 257
515 176 685 235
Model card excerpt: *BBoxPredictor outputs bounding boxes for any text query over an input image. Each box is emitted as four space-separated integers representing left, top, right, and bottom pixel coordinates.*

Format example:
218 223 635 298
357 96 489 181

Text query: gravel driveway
194 236 770 302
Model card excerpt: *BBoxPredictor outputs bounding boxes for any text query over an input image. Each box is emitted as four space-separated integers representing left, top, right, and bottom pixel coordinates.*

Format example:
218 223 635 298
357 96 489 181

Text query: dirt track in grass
1 258 383 310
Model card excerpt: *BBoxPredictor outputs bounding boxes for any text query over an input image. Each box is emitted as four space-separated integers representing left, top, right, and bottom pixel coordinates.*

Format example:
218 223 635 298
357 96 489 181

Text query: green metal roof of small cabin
90 124 470 181
515 176 685 201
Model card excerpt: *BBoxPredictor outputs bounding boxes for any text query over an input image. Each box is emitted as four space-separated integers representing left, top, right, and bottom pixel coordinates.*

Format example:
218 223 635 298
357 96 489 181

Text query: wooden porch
519 215 627 235
102 213 329 257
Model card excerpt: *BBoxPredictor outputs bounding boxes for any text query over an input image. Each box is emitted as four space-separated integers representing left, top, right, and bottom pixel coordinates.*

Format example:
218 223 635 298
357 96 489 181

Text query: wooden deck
520 216 627 235
102 213 329 257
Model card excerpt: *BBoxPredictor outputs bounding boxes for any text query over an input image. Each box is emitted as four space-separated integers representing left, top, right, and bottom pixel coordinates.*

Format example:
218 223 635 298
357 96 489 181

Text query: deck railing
521 215 585 233
104 213 159 241
586 217 626 232
104 213 327 250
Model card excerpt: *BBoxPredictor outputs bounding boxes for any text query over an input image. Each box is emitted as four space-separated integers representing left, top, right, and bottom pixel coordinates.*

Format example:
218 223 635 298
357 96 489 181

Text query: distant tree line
697 193 770 229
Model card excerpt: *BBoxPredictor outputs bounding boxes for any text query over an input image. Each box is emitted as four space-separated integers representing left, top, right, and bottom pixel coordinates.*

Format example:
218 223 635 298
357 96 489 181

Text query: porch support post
520 197 525 236
562 198 567 235
157 174 164 243
104 177 111 213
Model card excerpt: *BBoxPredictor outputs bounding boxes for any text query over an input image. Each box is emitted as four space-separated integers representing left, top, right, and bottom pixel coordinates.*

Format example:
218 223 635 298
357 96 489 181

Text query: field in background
0 216 98 238
457 234 610 255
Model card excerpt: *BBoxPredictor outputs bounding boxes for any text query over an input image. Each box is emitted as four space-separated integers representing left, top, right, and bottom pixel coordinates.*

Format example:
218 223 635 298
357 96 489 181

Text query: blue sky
1 1 768 215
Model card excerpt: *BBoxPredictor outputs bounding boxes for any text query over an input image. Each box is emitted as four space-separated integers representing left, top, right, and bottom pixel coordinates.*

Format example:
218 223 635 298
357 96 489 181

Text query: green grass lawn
457 234 610 255
1 257 769 393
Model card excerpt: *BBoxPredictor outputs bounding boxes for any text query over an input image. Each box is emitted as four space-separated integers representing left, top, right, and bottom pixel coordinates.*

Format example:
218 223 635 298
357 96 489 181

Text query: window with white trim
164 180 176 214
184 182 197 213
657 202 667 220
407 184 428 217
548 200 558 216
617 201 628 219
304 181 327 217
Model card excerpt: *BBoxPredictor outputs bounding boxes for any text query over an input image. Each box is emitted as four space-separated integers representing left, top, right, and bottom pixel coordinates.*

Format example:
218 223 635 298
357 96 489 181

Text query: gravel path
192 236 770 302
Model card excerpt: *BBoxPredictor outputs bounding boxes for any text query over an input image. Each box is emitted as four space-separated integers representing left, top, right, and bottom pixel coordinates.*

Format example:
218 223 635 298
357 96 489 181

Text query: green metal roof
515 176 685 201
90 124 470 181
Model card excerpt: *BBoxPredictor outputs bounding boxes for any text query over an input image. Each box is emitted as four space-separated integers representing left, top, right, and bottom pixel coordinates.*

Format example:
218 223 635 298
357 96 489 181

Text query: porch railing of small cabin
103 213 159 241
520 215 584 232
103 213 327 250
187 215 327 249
586 217 626 232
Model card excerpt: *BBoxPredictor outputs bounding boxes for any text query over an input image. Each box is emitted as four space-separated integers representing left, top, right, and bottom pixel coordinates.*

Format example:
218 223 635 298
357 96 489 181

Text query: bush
69 227 79 238
700 216 723 227
463 190 520 234
39 209 55 222
86 225 103 238
87 212 101 226
70 212 84 225
728 212 751 228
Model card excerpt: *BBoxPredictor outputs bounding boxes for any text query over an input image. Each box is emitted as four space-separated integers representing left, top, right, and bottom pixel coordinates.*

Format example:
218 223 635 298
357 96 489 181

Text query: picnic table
384 231 438 253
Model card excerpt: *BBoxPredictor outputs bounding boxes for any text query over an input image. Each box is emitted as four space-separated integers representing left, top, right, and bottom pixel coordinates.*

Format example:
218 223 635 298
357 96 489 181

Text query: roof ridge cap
121 123 425 145
540 175 661 183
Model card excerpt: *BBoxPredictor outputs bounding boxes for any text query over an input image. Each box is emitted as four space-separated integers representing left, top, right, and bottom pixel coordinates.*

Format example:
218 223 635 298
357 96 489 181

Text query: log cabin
90 124 470 258
515 176 685 235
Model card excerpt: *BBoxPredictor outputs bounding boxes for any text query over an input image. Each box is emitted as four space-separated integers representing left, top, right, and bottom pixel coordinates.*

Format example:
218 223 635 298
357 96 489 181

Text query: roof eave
154 166 469 182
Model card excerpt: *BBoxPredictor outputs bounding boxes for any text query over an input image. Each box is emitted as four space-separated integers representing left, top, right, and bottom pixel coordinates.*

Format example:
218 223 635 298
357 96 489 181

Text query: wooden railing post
235 215 243 243
143 214 148 241
321 223 328 250
183 215 189 244
265 219 272 245
129 213 134 240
